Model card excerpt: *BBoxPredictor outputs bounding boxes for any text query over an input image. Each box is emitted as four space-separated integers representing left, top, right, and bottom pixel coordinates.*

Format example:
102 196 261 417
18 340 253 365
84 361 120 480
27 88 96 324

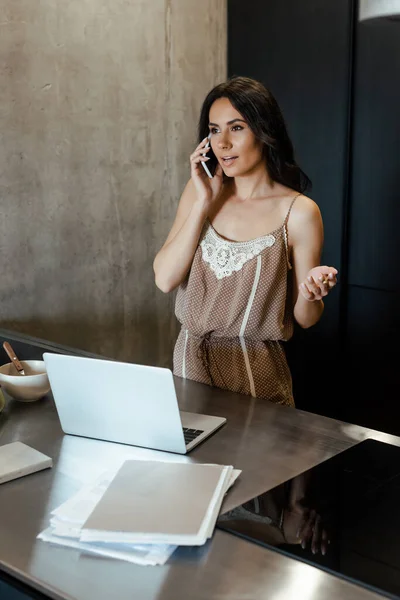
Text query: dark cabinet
349 17 400 291
345 286 400 434
228 0 400 433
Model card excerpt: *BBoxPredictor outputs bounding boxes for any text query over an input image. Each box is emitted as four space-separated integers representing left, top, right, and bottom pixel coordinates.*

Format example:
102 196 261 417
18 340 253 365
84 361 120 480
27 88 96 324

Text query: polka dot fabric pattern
173 198 299 407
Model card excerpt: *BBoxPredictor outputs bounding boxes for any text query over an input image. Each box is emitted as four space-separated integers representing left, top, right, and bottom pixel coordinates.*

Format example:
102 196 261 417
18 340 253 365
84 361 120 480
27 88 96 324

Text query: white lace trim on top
200 223 276 280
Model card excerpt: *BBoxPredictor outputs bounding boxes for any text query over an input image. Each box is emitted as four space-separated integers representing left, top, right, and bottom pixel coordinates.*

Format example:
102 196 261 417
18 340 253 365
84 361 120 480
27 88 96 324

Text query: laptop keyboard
182 427 204 445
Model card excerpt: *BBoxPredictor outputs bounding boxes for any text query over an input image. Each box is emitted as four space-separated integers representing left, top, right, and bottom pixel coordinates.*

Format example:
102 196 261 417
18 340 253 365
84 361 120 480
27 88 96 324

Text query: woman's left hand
299 266 338 302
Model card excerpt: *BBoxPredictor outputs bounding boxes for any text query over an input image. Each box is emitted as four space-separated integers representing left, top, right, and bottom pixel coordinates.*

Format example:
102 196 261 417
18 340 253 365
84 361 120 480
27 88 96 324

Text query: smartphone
201 133 213 178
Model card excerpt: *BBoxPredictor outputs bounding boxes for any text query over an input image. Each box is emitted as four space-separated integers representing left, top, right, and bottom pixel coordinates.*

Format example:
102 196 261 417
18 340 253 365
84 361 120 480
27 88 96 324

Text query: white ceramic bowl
0 360 50 402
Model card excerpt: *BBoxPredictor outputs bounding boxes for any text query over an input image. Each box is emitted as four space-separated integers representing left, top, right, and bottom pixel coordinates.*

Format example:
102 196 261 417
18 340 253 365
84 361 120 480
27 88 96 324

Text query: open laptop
43 352 226 454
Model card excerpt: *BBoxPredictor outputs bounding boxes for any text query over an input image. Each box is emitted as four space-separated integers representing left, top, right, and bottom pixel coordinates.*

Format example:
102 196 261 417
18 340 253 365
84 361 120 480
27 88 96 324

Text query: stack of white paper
37 460 240 566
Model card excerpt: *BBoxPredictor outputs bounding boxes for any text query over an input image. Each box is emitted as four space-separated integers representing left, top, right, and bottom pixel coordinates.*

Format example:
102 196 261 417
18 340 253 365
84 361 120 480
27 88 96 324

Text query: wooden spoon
3 342 25 376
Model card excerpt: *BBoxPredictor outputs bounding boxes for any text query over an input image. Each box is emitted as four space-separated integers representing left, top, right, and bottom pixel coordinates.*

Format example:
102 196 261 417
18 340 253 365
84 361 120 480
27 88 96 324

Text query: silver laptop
43 353 226 454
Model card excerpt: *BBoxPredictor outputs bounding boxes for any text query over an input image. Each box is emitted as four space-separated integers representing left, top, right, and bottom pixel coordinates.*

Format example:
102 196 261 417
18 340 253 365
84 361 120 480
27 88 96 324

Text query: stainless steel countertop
0 333 397 600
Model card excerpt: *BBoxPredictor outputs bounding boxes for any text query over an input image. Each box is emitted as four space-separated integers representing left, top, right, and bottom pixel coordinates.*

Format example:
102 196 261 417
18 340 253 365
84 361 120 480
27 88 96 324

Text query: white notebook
80 460 233 546
0 442 52 484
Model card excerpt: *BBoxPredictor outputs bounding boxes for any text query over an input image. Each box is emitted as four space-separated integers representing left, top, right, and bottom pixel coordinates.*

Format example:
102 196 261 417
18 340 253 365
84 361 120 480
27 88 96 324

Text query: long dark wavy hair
198 76 311 194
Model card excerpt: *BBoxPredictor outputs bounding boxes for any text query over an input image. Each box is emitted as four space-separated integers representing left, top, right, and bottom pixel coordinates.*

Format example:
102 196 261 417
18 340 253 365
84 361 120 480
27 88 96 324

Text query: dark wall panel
344 286 400 434
228 0 353 416
349 19 400 292
228 0 353 338
228 1 400 435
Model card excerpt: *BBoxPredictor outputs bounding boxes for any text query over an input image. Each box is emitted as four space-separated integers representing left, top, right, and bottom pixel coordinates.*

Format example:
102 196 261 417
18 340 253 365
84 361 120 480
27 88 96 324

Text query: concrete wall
0 0 227 366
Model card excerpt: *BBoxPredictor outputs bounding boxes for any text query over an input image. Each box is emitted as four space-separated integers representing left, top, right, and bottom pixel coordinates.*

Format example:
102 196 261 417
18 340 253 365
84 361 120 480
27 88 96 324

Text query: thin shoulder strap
283 193 302 270
283 193 301 227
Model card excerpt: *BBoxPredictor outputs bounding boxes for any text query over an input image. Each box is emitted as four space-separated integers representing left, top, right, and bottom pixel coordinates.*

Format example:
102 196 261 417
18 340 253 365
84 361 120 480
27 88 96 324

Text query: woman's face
208 97 264 178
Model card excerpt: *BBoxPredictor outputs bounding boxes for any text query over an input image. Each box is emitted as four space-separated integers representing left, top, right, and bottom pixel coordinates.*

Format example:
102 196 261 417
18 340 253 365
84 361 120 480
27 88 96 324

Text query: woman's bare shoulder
290 193 322 225
286 193 323 248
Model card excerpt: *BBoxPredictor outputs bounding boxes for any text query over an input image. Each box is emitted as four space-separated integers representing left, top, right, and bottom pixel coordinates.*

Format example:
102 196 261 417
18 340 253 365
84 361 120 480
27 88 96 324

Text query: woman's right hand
190 137 224 206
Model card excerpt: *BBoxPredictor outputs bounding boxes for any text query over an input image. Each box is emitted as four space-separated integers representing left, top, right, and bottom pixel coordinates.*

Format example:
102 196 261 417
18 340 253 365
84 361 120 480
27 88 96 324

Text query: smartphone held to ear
201 134 213 179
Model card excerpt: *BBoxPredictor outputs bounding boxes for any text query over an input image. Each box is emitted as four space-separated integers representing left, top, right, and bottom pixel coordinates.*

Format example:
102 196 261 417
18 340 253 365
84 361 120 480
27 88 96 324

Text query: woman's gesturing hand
299 266 338 302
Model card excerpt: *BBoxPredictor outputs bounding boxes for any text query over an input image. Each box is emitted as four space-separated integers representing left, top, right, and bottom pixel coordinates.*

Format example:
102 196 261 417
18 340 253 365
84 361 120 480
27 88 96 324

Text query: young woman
153 76 338 406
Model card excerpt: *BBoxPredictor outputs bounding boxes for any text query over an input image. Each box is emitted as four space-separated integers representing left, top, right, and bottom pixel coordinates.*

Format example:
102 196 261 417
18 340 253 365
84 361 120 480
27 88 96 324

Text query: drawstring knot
196 332 214 386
